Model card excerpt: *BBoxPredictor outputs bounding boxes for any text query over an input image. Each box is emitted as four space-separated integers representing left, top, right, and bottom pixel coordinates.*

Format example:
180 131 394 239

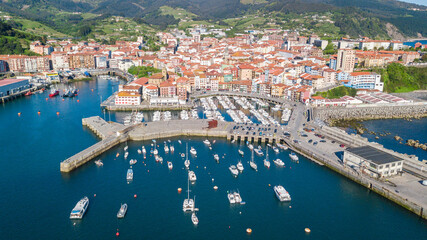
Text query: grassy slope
13 18 68 38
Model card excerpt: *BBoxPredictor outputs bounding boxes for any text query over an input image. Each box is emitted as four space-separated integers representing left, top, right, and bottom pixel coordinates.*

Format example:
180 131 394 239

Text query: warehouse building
343 146 403 178
0 79 30 98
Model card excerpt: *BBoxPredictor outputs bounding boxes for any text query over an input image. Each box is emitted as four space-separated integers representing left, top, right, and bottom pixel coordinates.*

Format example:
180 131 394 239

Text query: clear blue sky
399 0 427 6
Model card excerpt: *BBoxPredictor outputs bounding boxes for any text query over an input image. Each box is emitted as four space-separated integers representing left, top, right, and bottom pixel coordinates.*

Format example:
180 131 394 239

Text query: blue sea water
0 78 426 239
404 40 427 47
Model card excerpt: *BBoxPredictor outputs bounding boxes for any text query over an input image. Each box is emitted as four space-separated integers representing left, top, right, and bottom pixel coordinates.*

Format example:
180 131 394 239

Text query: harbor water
0 78 426 239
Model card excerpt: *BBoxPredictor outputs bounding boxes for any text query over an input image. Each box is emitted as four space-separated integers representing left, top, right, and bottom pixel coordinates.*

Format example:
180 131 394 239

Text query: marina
1 78 426 239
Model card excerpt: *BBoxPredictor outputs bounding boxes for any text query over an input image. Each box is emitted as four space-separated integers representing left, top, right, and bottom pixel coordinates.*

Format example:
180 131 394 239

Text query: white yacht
237 161 244 171
191 212 199 225
164 144 169 153
249 149 257 171
213 154 220 162
168 161 173 170
153 148 158 156
126 169 133 181
276 143 288 150
124 145 128 151
117 203 128 218
142 146 146 154
178 140 182 144
184 143 190 168
70 196 89 219
95 159 103 167
238 149 244 156
129 159 137 165
124 151 129 159
227 192 236 204
203 139 211 146
272 146 279 153
274 185 291 202
188 170 197 182
190 147 197 156
254 148 264 156
137 149 142 154
273 158 285 167
155 156 163 163
229 165 239 177
170 145 175 152
248 144 254 150
289 152 299 161
183 178 195 212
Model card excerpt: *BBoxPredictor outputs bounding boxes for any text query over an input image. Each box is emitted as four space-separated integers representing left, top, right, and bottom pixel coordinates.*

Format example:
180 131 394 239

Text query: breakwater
314 102 427 122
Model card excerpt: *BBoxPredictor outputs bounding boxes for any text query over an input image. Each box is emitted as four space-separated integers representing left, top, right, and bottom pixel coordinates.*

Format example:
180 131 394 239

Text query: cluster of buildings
0 29 423 105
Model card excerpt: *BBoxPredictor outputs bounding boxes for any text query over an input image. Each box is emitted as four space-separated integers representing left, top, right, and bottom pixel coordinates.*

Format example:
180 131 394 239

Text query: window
379 166 383 170
398 162 401 166
385 164 389 168
392 163 395 167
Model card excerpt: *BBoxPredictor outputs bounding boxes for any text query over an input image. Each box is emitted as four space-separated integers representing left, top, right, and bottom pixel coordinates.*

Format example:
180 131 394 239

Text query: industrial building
0 79 30 98
343 146 404 178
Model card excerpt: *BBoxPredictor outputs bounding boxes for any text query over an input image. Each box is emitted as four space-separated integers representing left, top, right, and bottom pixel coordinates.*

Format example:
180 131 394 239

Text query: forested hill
1 0 426 37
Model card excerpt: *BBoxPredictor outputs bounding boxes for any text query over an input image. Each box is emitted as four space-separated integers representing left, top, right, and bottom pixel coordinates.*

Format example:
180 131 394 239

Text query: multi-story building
68 53 95 69
347 72 383 91
336 49 355 73
115 91 141 105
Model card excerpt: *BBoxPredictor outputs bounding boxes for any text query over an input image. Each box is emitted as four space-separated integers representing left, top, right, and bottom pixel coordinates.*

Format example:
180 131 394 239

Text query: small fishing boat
178 140 182 144
95 159 103 167
164 144 169 153
129 159 137 165
170 145 175 152
203 139 211 146
188 171 197 182
238 149 244 156
49 89 59 98
272 146 279 153
117 203 128 218
124 152 129 159
137 149 142 154
142 146 146 154
254 148 264 156
213 154 219 162
190 147 197 156
25 91 33 96
234 191 242 203
124 146 128 151
191 212 199 225
248 144 254 150
237 161 244 172
227 192 236 204
126 169 133 181
289 152 299 161
168 161 173 170
153 148 158 155
181 153 185 158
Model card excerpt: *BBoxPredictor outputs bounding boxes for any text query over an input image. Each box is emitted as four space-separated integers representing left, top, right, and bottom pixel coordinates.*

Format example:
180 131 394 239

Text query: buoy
94 194 96 197
178 188 182 193
268 184 271 187
134 194 137 198
305 228 311 233
116 231 119 236
18 112 21 116
45 98 48 101
91 89 94 92
56 112 60 115
246 228 252 234
62 99 64 101
213 186 218 190
73 222 76 225
37 111 41 115
212 178 214 182
147 170 149 172
77 100 80 103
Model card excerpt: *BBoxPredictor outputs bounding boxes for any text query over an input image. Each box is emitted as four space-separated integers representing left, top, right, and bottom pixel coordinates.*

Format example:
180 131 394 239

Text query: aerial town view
0 0 426 239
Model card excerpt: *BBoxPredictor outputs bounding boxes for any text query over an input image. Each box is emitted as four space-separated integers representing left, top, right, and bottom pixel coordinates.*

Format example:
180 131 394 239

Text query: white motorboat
124 152 129 159
238 149 244 156
178 140 182 144
227 192 236 204
188 170 197 182
254 148 264 156
155 156 163 163
213 154 220 162
168 161 173 170
183 178 195 212
170 145 175 152
117 203 128 218
229 165 239 177
274 185 291 202
272 146 279 153
191 212 199 225
129 159 137 165
137 149 142 154
124 145 128 151
70 196 89 219
248 144 254 150
289 152 299 161
153 148 158 155
234 191 242 203
164 144 169 153
142 146 146 154
95 159 103 167
203 139 211 146
127 169 133 181
273 158 285 167
237 161 244 171
190 147 197 156
276 143 288 150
